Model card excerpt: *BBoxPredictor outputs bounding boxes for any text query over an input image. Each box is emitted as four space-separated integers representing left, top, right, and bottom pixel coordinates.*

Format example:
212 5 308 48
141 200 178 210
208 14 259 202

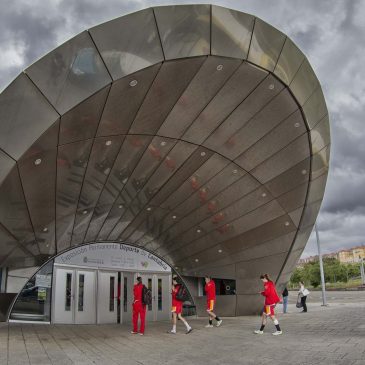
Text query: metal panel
153 5 210 60
85 135 152 241
211 5 254 59
162 200 287 261
251 133 310 184
235 252 288 294
0 166 39 255
97 64 161 136
306 173 328 205
247 18 286 72
18 121 59 255
0 73 59 160
302 87 328 129
311 145 330 180
26 31 111 115
70 135 124 245
204 74 283 155
274 37 305 85
264 158 310 197
182 62 268 145
56 140 93 252
89 9 164 80
289 59 319 106
118 141 197 240
0 224 26 265
0 150 16 185
59 86 110 145
129 58 205 135
219 89 299 161
310 115 330 154
288 206 304 227
158 56 242 139
300 200 322 229
235 109 306 171
276 182 308 213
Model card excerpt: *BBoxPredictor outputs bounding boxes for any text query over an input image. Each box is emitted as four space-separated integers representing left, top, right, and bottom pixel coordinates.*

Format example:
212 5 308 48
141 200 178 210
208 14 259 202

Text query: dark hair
137 276 142 283
204 276 212 280
260 274 272 282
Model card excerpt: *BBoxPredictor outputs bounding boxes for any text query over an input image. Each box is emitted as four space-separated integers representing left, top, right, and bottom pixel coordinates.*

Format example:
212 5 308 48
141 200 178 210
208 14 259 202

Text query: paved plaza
1 291 364 365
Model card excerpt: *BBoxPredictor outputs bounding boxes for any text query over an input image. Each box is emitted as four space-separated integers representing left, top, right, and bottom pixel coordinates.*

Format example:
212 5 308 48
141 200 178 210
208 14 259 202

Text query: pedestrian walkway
1 292 364 365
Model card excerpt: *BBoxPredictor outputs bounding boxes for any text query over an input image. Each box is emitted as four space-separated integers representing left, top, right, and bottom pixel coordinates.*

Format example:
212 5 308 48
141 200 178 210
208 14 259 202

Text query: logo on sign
141 261 149 268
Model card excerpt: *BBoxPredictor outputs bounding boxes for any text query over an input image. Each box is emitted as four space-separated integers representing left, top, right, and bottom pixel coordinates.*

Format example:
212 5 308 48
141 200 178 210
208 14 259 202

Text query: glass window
148 278 152 311
109 276 115 312
10 260 54 322
78 274 84 312
66 273 72 311
123 277 128 312
158 278 162 311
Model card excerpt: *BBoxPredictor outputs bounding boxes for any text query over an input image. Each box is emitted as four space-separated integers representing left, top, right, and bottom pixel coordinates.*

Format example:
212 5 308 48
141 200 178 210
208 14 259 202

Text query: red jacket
133 283 144 304
172 284 183 307
261 281 280 305
205 280 216 301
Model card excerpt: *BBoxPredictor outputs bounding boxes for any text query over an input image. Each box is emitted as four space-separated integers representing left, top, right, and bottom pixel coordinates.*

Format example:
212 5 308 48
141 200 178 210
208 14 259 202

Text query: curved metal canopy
0 4 330 312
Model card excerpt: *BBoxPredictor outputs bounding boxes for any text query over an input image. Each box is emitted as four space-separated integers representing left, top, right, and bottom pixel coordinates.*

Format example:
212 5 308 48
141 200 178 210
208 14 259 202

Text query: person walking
168 277 192 334
254 274 282 335
131 276 146 335
204 276 222 328
298 281 309 313
282 287 289 314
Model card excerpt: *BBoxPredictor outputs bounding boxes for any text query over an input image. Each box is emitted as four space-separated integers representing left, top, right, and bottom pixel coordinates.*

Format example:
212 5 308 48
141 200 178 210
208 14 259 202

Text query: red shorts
172 301 183 314
263 305 275 316
206 299 215 311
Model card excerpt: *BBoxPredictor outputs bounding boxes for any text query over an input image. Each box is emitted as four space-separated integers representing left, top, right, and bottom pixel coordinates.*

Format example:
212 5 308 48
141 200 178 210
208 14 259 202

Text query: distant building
338 246 365 263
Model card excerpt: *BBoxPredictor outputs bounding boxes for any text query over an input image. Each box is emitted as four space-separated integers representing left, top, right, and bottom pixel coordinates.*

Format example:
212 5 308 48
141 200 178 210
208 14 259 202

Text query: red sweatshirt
133 283 144 304
205 280 216 301
261 281 280 305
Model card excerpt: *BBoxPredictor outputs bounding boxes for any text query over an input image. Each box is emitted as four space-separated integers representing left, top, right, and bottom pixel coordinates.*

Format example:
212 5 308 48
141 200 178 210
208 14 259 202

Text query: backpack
142 285 152 306
175 285 189 302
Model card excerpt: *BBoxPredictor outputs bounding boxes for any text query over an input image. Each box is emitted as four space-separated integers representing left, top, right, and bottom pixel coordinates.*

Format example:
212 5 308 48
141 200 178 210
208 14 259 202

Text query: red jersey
133 283 144 303
205 280 216 301
172 284 183 306
261 281 280 305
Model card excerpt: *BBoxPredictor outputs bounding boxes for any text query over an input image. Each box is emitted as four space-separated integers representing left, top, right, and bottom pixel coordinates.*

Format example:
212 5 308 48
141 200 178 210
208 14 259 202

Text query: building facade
0 4 330 322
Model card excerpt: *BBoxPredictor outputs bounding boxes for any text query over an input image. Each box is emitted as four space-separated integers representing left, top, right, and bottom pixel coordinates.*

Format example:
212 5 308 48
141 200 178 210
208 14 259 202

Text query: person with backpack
254 274 282 335
131 276 146 335
168 277 192 334
204 276 222 328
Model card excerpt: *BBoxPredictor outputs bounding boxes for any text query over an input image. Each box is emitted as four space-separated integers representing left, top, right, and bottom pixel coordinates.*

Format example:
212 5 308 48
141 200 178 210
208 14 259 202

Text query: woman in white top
298 281 310 312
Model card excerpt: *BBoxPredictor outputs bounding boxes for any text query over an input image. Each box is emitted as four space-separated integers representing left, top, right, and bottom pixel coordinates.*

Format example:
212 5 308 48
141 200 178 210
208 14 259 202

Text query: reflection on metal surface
0 4 330 315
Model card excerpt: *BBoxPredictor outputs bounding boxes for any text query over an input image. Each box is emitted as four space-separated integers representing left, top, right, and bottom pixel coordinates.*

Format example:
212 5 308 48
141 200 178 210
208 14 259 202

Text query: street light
360 257 365 285
315 223 328 306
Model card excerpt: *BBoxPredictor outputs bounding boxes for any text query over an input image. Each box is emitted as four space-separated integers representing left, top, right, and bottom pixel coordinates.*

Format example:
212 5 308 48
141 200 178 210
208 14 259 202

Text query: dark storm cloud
0 0 364 257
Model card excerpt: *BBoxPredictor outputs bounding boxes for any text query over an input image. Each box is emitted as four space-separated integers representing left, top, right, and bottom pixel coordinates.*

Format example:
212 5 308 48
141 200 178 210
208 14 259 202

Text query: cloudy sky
1 0 364 258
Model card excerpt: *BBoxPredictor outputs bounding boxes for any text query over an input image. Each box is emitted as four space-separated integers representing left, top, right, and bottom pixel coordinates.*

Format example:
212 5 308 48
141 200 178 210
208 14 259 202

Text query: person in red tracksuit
254 274 282 335
131 276 146 336
204 276 222 328
168 277 192 334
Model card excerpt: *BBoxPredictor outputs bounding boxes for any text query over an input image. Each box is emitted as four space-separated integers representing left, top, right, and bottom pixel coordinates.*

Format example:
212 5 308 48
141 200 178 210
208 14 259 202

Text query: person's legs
139 305 146 334
254 312 267 334
283 296 288 313
270 314 282 334
177 313 192 333
132 304 138 333
169 312 177 333
301 296 307 312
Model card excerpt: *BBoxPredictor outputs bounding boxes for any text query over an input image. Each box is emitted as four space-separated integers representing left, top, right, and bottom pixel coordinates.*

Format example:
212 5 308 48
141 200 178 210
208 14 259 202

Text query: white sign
54 243 171 273
35 274 52 288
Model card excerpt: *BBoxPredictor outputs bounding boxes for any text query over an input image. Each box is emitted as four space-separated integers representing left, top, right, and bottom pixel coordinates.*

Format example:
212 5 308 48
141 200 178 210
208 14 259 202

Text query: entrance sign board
54 243 171 273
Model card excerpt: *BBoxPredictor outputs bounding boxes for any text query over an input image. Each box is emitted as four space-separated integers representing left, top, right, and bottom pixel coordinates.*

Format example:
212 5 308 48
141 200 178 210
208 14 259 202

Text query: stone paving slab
1 293 364 365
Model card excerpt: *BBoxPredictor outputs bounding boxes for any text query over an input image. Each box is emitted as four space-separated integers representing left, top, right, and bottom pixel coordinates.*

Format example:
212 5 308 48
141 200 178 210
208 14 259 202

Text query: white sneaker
272 330 283 336
167 330 176 334
254 330 264 334
216 319 223 327
186 327 193 334
130 331 138 334
205 324 214 328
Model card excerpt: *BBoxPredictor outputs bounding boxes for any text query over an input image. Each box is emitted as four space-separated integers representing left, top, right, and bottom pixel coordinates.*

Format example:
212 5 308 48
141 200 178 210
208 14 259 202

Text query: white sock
181 319 190 330
273 319 279 325
172 325 176 332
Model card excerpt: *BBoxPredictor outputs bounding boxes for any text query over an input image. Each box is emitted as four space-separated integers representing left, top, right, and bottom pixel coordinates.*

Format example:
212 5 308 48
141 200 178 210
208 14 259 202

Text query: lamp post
314 223 327 306
360 257 365 285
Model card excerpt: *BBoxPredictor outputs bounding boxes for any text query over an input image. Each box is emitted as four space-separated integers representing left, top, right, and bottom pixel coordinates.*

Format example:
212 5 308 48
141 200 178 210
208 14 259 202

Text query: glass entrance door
53 267 96 324
97 271 118 324
155 274 171 321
